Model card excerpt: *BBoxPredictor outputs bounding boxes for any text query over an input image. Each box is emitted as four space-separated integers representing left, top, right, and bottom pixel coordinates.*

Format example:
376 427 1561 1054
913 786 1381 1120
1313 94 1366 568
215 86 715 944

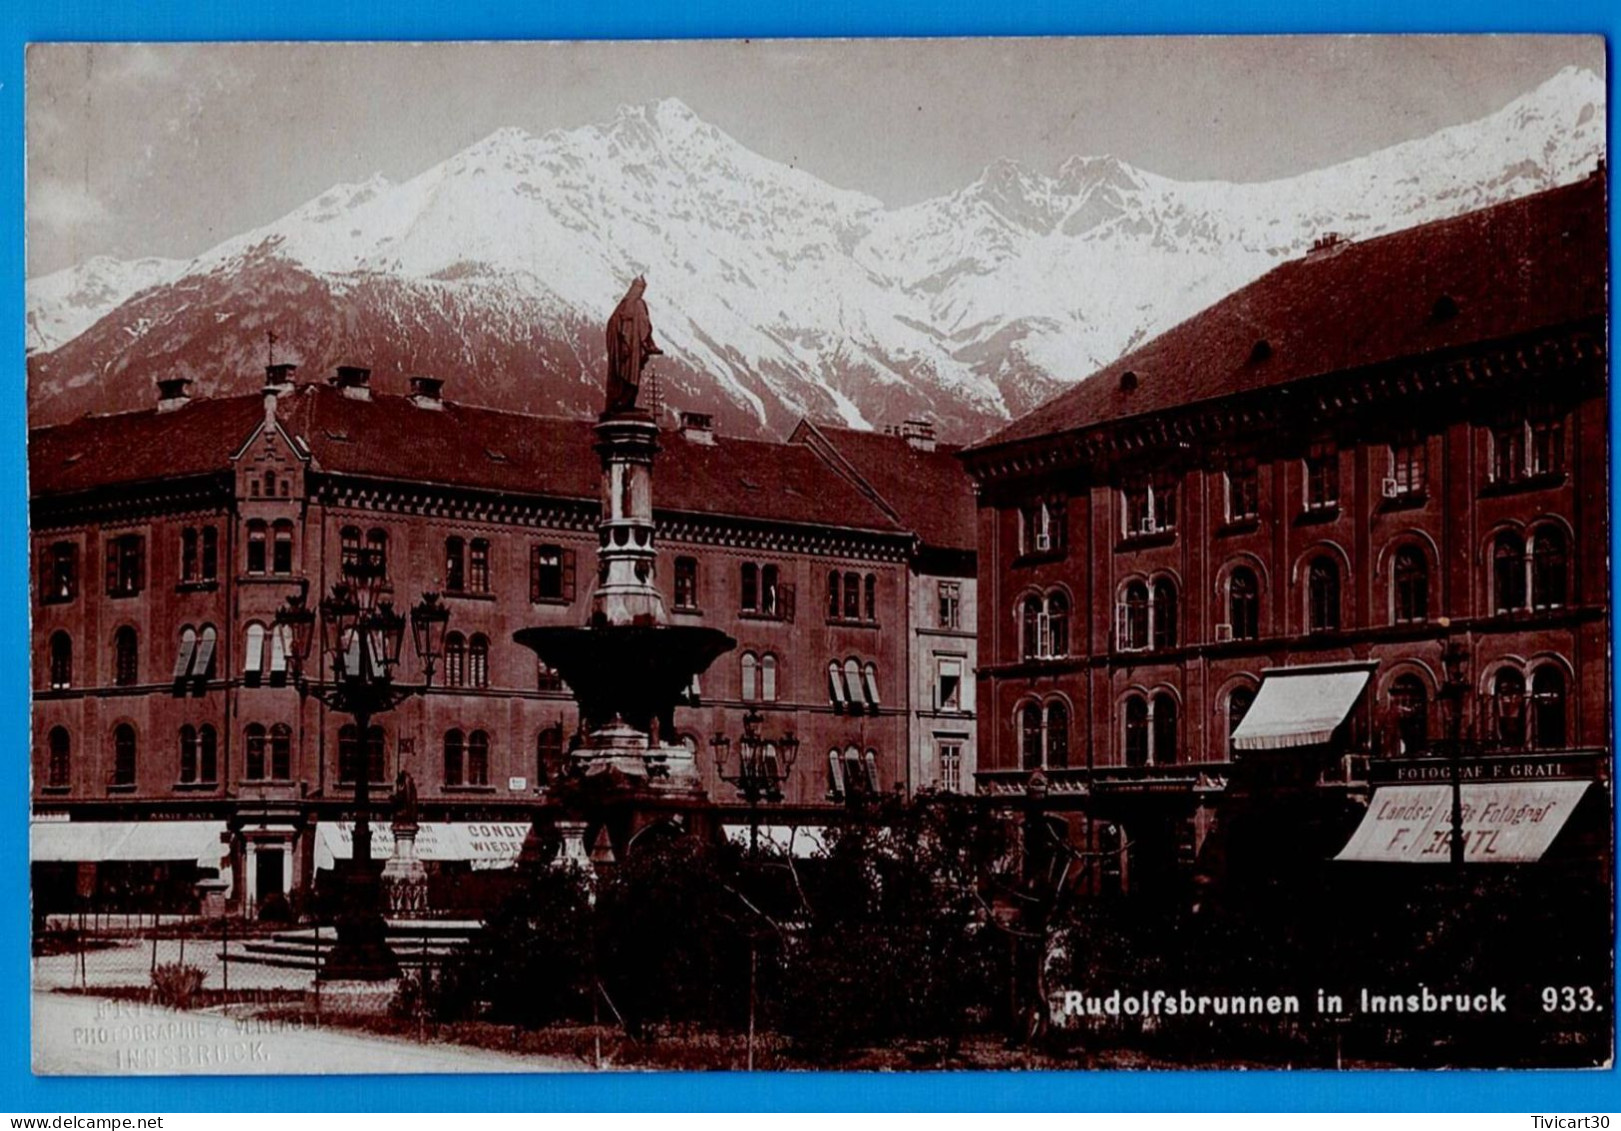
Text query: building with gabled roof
960 171 1608 892
30 367 977 914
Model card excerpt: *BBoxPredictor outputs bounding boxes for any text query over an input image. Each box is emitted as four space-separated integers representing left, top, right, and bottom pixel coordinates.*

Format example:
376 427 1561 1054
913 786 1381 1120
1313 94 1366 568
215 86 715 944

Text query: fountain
515 278 735 847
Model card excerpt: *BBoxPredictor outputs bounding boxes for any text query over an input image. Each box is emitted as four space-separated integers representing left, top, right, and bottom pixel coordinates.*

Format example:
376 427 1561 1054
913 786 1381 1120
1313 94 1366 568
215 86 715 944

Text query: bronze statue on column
604 275 663 415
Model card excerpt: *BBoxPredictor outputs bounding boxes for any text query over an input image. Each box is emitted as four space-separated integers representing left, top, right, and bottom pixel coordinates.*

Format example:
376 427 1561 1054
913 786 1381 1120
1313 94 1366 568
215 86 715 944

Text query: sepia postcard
24 36 1611 1075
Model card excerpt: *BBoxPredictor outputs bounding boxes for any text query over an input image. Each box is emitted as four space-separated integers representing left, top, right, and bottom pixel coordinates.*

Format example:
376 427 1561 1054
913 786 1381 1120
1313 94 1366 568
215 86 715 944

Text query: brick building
29 371 975 911
959 173 1609 888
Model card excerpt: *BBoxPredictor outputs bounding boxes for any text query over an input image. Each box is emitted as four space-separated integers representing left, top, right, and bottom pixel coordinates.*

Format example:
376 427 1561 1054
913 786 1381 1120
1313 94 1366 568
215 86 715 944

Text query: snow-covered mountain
26 65 1606 440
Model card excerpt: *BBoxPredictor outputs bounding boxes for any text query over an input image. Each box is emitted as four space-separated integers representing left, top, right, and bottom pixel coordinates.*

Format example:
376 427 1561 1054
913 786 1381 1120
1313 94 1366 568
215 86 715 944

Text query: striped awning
1231 667 1371 751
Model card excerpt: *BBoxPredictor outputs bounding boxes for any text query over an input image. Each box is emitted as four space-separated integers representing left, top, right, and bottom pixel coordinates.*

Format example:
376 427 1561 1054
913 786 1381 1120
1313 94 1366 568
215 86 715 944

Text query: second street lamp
275 551 450 981
712 708 800 857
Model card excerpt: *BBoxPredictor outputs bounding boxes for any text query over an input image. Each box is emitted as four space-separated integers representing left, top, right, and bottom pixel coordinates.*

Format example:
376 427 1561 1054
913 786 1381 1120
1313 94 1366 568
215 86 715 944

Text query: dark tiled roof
31 384 906 536
801 424 977 552
971 174 1608 454
30 397 266 496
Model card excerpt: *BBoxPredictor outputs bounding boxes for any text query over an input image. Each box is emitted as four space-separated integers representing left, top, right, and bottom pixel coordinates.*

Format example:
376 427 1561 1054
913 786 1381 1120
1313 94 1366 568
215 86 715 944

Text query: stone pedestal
381 821 429 916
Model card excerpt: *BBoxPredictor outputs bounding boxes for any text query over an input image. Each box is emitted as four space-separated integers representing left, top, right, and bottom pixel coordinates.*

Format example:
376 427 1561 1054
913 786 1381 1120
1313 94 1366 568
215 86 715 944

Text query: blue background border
1 0 1615 1112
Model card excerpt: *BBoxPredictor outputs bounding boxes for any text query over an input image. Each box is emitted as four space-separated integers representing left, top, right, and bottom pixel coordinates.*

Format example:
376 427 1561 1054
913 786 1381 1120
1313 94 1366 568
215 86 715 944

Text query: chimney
330 365 372 401
264 362 298 394
409 375 445 411
678 411 715 445
899 419 937 452
156 377 193 413
1307 232 1349 259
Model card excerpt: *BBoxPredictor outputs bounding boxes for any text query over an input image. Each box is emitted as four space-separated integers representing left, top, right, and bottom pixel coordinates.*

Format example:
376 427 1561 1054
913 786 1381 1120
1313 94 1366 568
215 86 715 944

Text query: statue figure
391 769 418 826
604 275 663 414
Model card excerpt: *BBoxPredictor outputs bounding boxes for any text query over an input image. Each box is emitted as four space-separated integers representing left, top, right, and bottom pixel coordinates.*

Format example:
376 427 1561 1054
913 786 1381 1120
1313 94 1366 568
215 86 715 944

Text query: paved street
33 990 581 1076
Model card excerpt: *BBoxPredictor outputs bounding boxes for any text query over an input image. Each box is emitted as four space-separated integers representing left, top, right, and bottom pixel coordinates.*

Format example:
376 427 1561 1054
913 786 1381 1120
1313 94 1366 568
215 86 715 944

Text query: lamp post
275 550 450 980
1439 633 1471 869
710 708 800 857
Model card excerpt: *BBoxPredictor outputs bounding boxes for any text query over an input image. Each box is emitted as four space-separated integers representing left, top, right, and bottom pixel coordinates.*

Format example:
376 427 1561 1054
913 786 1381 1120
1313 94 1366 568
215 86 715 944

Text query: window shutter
105 539 118 595
827 749 846 798
562 549 577 601
133 536 146 592
1114 603 1128 651
172 633 197 684
780 583 795 623
529 547 541 603
864 750 880 793
862 665 882 712
828 665 846 710
192 628 217 686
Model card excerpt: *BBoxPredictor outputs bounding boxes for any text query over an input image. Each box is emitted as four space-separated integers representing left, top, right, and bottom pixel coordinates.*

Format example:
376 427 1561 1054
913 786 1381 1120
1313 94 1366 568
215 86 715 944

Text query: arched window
1021 595 1042 660
1151 579 1177 650
1046 701 1069 768
47 727 70 789
1530 527 1568 610
826 570 840 619
864 574 877 622
1307 556 1340 633
444 632 466 688
843 745 870 795
1047 592 1070 657
760 654 778 702
272 520 295 575
199 724 217 783
761 565 779 616
443 729 465 786
112 626 138 687
1393 546 1428 623
843 571 861 620
1492 668 1527 748
537 726 564 785
1227 687 1255 756
1531 667 1567 750
341 526 362 573
1020 702 1043 770
1493 532 1526 613
196 625 218 680
1121 581 1149 651
468 731 490 787
1151 693 1178 765
48 631 72 689
112 724 136 786
1389 675 1428 755
445 536 466 592
740 652 759 701
270 723 292 780
200 526 218 581
339 725 386 784
468 634 490 689
181 527 199 582
1229 567 1259 641
179 724 198 784
366 528 388 579
245 723 267 780
246 520 267 575
1123 696 1149 767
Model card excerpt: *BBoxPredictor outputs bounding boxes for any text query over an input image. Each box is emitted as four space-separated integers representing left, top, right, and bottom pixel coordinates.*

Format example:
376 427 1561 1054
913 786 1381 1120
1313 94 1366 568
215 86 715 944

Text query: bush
435 861 596 1028
151 963 206 1009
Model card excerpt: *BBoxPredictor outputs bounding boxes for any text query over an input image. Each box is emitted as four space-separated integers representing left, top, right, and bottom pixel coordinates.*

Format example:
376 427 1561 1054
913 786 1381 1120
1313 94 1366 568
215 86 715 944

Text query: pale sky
26 36 1604 276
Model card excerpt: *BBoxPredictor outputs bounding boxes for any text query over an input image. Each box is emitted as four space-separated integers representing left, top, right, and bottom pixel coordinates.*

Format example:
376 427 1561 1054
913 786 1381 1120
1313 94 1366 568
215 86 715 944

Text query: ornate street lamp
1438 631 1471 869
274 549 450 980
711 708 800 857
